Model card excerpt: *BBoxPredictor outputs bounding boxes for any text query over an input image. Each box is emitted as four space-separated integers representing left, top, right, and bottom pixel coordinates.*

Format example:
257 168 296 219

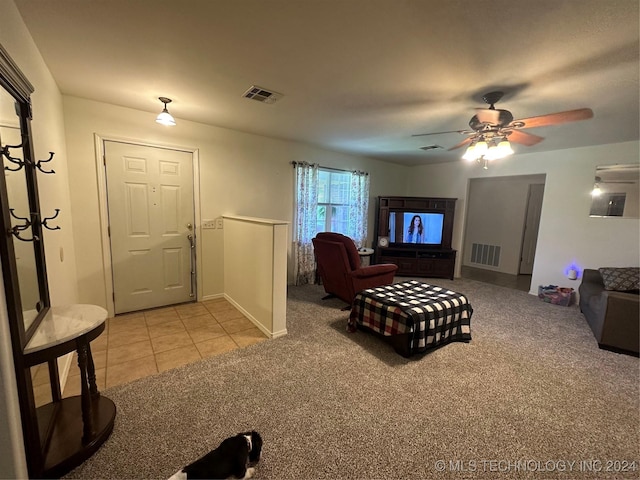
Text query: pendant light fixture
156 97 176 126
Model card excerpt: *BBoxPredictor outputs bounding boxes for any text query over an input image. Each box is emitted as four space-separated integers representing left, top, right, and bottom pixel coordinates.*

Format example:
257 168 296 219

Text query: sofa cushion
598 267 640 292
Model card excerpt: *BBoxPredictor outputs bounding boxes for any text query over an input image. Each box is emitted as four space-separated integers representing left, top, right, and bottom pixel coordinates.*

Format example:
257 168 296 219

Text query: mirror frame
0 43 52 476
0 44 50 349
589 164 640 219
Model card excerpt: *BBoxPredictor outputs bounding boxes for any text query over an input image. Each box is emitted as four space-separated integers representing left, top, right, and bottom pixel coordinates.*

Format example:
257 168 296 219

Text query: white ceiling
14 0 640 166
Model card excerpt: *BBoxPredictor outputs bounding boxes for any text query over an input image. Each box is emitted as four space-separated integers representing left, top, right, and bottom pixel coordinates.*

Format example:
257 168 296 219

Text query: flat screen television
389 211 445 246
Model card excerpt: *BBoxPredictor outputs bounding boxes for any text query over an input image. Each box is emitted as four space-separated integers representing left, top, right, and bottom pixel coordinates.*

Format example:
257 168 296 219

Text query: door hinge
107 226 111 237
112 291 115 302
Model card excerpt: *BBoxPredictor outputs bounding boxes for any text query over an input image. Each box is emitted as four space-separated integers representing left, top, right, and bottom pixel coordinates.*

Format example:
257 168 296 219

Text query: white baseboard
224 294 287 339
201 293 225 302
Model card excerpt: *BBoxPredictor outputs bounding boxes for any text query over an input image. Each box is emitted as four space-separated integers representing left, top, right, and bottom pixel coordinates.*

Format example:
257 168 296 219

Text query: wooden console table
23 304 116 478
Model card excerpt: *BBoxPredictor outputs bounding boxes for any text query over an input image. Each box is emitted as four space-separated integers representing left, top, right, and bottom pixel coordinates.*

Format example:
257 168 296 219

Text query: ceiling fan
412 91 594 154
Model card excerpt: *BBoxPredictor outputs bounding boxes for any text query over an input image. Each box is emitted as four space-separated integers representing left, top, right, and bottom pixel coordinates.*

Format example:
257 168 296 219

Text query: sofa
578 268 639 356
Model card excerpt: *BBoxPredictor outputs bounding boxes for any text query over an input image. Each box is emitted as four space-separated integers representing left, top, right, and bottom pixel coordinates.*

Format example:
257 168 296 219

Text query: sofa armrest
582 268 605 287
599 290 640 354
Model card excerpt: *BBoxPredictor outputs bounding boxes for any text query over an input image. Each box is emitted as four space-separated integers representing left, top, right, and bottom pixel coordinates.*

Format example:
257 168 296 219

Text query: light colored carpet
64 277 640 479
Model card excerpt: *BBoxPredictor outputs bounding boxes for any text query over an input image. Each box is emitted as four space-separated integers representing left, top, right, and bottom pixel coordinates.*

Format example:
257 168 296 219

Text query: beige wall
405 141 640 293
62 96 409 308
0 4 78 308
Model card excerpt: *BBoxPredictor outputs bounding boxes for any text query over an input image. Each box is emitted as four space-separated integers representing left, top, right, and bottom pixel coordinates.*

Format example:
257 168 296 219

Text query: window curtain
294 162 319 285
348 170 370 248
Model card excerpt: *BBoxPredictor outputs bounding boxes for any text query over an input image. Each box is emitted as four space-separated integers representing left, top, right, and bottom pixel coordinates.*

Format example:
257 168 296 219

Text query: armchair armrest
350 264 398 280
349 264 398 301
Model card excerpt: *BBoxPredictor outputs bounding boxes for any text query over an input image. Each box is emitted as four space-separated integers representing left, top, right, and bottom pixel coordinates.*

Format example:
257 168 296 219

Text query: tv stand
374 196 457 279
377 247 456 279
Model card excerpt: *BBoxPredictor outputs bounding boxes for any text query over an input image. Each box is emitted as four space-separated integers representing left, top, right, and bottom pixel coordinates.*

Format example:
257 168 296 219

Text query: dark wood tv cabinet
374 196 457 279
377 248 456 279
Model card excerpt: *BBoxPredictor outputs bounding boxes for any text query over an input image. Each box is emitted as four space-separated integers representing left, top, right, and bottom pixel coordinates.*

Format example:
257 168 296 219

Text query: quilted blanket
348 280 472 355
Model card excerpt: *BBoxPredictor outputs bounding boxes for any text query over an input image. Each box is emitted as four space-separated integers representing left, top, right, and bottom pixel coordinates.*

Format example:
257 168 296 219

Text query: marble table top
24 304 107 355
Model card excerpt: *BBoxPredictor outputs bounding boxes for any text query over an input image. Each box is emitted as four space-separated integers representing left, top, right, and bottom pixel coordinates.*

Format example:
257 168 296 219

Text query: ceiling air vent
242 85 283 104
420 145 443 151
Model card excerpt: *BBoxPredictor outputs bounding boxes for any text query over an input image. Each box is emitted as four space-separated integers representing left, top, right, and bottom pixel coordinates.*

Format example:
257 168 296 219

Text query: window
316 169 351 235
293 162 369 285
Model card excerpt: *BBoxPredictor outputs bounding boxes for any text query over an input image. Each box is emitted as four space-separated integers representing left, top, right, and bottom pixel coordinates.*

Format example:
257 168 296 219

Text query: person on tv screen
406 215 424 243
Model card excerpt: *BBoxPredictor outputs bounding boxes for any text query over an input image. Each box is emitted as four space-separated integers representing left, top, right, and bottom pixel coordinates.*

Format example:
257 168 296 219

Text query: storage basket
538 285 574 306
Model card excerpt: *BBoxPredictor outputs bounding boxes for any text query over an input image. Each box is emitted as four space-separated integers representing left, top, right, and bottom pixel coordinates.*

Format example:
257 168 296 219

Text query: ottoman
348 280 473 357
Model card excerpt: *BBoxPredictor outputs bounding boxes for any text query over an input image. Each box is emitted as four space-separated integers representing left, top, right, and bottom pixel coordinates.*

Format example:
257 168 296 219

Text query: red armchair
312 232 398 306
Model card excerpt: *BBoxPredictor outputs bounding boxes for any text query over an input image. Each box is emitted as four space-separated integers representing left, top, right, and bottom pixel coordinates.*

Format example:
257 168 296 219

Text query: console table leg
47 359 62 402
86 343 100 398
77 343 94 442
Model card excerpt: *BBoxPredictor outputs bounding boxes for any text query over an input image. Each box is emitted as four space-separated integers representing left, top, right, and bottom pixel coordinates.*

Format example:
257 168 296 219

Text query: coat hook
42 209 61 230
7 209 39 242
36 151 55 174
1 144 28 172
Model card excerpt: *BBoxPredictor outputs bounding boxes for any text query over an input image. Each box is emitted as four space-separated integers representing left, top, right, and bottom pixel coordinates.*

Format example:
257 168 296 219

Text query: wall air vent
242 85 283 104
471 243 501 267
419 145 443 151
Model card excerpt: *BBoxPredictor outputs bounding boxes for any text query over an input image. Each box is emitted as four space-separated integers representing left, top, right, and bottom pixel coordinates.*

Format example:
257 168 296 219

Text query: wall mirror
0 46 50 345
0 87 42 332
1 42 53 478
589 164 640 218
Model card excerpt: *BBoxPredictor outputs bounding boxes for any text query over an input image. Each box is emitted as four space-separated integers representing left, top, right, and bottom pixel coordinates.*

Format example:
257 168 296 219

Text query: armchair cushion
315 232 361 269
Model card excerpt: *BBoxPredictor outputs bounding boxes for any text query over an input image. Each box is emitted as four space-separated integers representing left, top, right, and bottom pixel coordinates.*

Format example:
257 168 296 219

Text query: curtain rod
290 161 368 176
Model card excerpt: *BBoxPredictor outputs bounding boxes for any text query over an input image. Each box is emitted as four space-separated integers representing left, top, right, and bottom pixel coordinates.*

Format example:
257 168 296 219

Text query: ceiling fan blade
508 129 545 146
514 108 594 129
448 137 473 151
412 129 467 137
475 108 500 125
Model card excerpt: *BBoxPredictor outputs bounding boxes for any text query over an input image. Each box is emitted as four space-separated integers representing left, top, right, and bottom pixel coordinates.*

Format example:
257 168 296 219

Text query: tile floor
31 298 268 407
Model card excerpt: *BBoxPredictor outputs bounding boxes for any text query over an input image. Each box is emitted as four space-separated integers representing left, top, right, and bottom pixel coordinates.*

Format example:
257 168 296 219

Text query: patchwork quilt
348 280 472 355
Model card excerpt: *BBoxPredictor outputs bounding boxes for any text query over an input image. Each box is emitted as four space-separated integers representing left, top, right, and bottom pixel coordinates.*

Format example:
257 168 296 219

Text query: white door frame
94 133 202 317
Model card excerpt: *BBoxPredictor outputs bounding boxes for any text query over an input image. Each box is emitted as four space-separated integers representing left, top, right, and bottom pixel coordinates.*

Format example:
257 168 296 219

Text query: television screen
400 212 444 245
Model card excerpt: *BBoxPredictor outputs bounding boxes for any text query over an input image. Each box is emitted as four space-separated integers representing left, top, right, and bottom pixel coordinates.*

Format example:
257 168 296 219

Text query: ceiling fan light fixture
462 143 477 161
474 138 488 157
484 142 500 161
156 97 176 126
484 138 514 161
496 138 514 156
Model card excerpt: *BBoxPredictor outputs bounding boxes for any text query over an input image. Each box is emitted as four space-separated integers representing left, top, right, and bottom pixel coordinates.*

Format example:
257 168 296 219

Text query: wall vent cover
471 243 501 267
242 86 283 104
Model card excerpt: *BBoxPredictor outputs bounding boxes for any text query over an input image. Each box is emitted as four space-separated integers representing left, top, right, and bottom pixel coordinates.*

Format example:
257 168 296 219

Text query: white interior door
104 141 195 314
519 183 544 275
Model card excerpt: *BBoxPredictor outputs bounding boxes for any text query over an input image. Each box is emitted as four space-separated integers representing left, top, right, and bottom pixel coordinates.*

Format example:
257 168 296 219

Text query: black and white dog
169 431 263 480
